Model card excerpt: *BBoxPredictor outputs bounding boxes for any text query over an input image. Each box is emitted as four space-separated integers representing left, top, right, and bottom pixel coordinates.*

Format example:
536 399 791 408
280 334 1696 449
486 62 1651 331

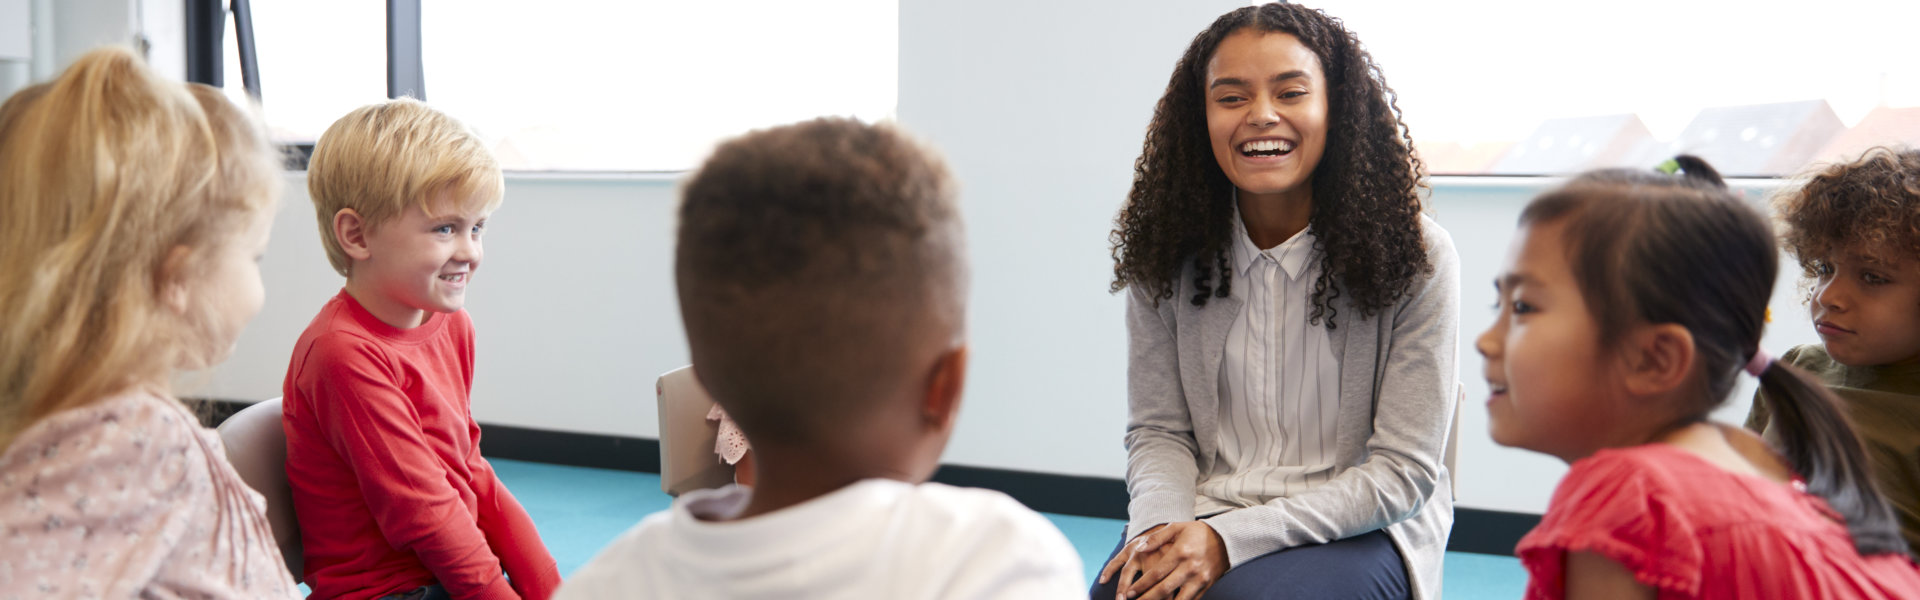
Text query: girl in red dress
1477 156 1920 599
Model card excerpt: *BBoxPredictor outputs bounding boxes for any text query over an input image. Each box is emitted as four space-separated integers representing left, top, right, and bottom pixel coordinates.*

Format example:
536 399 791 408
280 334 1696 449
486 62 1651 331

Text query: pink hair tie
1745 349 1774 377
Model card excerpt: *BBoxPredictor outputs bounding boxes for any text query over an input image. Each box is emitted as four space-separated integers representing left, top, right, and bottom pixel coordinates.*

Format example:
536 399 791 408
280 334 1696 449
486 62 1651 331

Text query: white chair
656 366 735 496
216 397 303 583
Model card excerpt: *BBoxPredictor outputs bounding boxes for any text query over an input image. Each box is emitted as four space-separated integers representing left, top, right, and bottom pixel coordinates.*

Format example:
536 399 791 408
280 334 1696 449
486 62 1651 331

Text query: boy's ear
157 245 194 317
333 208 372 262
1622 323 1695 397
921 343 969 431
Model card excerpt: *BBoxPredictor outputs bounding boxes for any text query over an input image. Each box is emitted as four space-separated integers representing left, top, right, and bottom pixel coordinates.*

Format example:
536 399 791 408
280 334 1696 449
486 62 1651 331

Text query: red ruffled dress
1518 444 1920 599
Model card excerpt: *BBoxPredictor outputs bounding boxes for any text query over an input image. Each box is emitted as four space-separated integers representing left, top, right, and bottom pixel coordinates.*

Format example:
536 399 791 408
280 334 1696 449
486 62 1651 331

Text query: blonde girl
0 47 299 597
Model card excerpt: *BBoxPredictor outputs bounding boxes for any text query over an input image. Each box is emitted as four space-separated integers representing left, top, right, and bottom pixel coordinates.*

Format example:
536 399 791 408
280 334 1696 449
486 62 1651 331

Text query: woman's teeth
1240 139 1295 156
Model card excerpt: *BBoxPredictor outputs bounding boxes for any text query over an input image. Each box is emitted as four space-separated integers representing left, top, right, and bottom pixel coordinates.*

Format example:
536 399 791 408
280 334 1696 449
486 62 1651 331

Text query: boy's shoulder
1781 343 1839 373
557 481 1085 598
897 481 1056 528
886 482 1088 594
293 292 473 358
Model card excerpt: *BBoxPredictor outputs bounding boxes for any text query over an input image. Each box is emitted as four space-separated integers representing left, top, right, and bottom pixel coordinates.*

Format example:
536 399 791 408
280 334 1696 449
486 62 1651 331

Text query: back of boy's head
0 47 280 444
1523 156 1910 557
307 98 503 276
675 118 966 448
1778 146 1920 273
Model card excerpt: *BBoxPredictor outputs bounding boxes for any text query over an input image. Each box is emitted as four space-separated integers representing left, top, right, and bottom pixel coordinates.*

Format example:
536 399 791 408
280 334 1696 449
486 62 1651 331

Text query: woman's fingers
1098 546 1131 584
1129 562 1190 600
1132 524 1176 555
1114 551 1154 600
1101 524 1169 584
1123 552 1183 598
1172 574 1214 600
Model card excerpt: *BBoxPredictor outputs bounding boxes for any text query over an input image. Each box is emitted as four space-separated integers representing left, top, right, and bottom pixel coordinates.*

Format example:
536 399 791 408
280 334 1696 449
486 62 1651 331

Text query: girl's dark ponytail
1669 155 1726 188
1756 360 1910 556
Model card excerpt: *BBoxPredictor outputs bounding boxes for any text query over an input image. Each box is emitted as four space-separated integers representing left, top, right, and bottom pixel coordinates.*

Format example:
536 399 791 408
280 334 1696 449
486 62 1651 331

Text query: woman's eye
1216 95 1246 104
1280 91 1307 99
1510 300 1536 315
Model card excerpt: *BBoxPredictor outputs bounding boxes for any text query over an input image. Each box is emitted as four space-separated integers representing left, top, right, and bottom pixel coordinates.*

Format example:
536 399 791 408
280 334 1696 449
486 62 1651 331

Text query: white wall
1 0 185 99
0 0 27 100
189 1 1826 517
894 0 1250 481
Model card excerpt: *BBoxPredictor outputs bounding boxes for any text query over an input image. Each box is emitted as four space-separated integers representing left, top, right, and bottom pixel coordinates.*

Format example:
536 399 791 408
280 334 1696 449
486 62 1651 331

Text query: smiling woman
1101 4 1458 600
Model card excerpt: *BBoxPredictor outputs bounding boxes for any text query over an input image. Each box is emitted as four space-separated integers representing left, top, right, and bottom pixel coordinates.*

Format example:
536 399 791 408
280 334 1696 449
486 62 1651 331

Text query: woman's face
1204 29 1329 204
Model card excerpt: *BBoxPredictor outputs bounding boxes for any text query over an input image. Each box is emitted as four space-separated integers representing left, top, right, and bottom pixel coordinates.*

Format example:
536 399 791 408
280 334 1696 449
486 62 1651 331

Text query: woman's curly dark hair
1109 3 1429 327
1778 146 1920 278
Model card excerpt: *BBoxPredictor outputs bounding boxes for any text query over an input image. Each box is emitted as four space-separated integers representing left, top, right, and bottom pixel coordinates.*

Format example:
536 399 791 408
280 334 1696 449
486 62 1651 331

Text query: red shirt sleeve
1517 448 1705 599
305 335 520 599
469 424 561 599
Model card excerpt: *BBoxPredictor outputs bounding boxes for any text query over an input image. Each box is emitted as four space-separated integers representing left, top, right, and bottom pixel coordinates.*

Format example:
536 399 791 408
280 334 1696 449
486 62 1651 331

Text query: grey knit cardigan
1122 215 1460 599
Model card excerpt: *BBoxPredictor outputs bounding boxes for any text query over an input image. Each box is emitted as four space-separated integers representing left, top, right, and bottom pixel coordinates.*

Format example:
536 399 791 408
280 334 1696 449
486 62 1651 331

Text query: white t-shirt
555 479 1086 599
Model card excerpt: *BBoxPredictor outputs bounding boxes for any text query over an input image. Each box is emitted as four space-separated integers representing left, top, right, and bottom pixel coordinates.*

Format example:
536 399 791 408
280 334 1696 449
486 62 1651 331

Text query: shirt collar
1230 203 1316 281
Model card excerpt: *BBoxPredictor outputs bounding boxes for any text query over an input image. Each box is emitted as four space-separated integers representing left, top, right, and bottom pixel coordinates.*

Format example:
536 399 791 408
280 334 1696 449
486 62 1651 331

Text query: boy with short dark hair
557 118 1085 598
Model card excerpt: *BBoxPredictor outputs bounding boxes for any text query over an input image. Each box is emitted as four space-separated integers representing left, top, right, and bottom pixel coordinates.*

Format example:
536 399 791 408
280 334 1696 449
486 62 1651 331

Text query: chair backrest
216 397 303 583
657 366 735 496
1446 383 1463 500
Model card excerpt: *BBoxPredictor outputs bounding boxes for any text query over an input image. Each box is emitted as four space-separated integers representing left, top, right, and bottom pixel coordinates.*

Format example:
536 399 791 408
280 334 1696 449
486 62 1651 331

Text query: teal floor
493 459 1528 598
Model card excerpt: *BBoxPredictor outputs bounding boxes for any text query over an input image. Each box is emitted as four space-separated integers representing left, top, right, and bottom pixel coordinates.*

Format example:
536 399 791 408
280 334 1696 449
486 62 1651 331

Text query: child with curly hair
1747 146 1920 559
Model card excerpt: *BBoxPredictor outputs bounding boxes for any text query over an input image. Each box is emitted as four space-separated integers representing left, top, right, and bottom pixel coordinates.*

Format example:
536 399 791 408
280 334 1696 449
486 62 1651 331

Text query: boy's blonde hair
0 47 282 448
307 98 503 276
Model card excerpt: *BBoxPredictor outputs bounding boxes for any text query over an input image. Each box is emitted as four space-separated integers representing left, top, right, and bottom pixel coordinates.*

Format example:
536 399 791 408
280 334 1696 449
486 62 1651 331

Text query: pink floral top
0 389 300 598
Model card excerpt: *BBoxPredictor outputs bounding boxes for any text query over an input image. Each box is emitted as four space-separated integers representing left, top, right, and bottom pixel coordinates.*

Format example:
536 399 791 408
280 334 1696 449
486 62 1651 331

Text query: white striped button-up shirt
1195 209 1342 516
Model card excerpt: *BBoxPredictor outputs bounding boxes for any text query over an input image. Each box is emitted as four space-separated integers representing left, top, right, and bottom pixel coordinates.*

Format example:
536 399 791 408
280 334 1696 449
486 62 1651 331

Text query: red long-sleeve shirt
284 290 560 600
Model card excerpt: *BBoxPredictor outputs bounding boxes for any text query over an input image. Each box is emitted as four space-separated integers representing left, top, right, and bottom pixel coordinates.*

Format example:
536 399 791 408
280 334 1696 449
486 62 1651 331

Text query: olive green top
1748 344 1920 558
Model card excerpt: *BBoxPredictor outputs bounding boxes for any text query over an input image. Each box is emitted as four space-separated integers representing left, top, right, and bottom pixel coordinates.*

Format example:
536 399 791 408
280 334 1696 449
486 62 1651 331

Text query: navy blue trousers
1087 527 1410 600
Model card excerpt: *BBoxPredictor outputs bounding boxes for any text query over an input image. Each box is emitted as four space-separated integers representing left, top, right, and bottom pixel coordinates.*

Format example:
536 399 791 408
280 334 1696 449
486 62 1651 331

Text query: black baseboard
200 399 1535 555
1447 508 1539 556
480 424 661 473
930 464 1131 520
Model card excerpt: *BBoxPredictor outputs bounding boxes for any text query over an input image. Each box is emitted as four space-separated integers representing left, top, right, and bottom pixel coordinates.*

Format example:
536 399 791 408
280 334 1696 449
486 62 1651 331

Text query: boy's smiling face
1807 246 1920 367
349 190 490 329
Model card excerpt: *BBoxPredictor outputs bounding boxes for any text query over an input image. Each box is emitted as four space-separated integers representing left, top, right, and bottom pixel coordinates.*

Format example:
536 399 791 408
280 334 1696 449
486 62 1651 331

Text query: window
1302 0 1920 176
421 0 898 172
216 2 387 143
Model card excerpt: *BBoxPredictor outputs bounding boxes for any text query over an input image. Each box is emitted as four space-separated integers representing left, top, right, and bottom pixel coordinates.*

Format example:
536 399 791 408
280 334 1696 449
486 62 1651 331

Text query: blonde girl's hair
0 46 282 450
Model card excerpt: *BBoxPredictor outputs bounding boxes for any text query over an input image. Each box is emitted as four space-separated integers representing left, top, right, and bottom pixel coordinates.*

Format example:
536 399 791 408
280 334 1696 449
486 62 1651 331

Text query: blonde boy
283 99 560 600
